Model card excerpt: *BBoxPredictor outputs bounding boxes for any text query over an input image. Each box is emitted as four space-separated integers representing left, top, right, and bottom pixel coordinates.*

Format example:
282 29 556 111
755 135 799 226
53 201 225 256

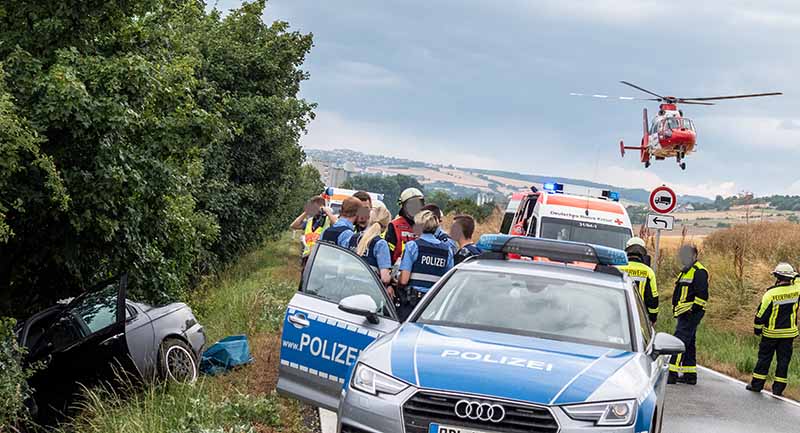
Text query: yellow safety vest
673 262 708 317
754 283 800 339
302 217 328 257
617 261 659 316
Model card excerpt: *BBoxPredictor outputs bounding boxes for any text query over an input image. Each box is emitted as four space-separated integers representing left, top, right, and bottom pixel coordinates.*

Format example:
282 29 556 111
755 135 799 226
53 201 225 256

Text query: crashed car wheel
158 338 198 384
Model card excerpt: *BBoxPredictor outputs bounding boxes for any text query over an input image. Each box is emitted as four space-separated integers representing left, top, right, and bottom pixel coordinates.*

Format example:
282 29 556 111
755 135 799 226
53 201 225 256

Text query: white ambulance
322 187 385 214
506 183 633 250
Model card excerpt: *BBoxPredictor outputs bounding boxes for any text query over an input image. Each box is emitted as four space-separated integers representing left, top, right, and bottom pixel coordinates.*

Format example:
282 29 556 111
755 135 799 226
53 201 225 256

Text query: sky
217 0 800 198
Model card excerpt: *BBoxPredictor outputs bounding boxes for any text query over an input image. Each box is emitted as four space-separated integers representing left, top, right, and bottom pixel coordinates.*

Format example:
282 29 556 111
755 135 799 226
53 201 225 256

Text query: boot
667 372 679 384
747 378 765 393
772 382 786 397
679 373 697 385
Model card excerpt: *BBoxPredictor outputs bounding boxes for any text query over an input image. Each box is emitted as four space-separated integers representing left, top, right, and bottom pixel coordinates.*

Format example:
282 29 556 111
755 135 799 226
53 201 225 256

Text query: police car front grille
402 391 559 433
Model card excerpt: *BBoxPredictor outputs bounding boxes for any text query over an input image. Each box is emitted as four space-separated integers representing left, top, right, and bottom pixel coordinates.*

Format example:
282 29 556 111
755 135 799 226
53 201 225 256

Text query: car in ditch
15 274 205 422
277 235 685 433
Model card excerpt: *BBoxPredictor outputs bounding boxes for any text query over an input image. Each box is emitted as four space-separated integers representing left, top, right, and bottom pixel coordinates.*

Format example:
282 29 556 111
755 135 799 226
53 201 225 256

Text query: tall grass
63 234 309 433
654 222 800 398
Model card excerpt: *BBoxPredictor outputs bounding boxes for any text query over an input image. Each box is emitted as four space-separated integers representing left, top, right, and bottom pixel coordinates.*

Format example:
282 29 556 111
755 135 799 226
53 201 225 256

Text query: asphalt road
663 366 800 433
319 366 800 433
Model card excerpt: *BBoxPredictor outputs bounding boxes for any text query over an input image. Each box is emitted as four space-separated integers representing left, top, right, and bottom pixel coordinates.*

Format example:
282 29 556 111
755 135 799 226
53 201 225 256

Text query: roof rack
475 234 628 267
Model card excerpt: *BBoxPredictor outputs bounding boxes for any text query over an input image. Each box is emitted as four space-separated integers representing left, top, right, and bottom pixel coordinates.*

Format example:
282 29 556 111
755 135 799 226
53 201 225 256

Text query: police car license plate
428 423 496 433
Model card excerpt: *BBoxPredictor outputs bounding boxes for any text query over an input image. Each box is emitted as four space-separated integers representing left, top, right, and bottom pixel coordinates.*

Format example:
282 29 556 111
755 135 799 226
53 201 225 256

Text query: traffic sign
647 214 674 230
649 185 677 214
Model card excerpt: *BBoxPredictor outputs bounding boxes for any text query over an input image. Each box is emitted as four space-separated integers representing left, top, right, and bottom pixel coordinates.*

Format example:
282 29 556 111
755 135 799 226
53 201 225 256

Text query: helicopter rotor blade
619 81 667 100
569 92 659 101
679 101 716 106
678 92 783 102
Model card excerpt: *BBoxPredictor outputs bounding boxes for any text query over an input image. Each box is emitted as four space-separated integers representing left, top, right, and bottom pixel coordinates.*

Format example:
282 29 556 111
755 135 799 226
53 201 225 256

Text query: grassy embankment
65 234 312 433
651 223 800 399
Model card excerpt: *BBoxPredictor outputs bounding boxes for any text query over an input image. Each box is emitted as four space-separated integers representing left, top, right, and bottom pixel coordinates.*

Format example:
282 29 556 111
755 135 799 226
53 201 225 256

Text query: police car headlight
351 363 408 396
562 400 637 426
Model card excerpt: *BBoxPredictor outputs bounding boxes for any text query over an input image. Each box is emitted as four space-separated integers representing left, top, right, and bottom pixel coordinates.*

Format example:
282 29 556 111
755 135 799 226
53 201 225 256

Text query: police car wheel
158 338 198 384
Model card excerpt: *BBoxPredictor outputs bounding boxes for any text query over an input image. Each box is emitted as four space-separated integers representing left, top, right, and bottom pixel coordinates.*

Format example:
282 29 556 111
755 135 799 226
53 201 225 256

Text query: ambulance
506 182 633 250
322 187 384 214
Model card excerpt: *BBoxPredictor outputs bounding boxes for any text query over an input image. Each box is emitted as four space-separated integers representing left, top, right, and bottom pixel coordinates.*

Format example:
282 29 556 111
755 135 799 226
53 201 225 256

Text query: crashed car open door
23 275 135 420
277 242 400 411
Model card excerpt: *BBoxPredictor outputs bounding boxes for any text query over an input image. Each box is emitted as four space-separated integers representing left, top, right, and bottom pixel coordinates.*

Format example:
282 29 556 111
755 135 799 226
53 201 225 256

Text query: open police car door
277 242 399 411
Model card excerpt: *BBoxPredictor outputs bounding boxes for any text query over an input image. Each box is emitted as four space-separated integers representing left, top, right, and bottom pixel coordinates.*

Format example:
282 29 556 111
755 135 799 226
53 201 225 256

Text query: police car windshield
418 270 632 351
540 217 631 250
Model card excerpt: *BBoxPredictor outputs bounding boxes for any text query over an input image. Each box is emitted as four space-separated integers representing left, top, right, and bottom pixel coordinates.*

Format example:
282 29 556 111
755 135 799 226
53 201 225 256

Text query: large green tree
0 0 318 317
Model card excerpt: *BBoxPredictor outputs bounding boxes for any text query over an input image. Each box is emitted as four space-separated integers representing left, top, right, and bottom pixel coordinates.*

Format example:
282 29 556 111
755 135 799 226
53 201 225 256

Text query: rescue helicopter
571 81 782 170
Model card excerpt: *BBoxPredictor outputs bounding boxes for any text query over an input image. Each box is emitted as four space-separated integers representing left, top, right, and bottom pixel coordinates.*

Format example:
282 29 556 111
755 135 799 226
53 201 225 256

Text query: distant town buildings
310 159 358 187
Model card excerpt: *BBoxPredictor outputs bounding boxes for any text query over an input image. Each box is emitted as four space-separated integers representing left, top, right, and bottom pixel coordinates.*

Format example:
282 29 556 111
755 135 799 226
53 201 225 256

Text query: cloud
695 115 800 150
324 61 407 89
592 165 737 198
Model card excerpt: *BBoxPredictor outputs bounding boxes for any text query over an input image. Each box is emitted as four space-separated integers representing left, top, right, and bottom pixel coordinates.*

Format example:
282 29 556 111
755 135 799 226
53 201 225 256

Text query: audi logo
454 400 506 423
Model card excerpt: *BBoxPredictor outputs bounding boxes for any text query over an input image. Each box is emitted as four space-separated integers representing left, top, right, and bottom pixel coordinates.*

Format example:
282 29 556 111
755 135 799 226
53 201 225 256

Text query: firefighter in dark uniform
386 188 424 265
746 263 799 396
397 209 454 321
616 237 659 324
668 244 709 385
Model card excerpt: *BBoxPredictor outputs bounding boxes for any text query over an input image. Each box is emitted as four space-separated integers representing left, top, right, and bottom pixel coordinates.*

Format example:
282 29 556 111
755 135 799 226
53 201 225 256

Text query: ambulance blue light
543 182 563 193
476 234 627 266
609 191 620 201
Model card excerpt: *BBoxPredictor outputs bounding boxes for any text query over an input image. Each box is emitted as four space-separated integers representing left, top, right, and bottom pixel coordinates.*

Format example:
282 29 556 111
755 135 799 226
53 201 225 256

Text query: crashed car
277 235 685 433
15 274 205 420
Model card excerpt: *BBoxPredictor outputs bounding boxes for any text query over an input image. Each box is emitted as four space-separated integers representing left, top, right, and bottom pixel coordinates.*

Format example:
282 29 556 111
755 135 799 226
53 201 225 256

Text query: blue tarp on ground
200 334 253 375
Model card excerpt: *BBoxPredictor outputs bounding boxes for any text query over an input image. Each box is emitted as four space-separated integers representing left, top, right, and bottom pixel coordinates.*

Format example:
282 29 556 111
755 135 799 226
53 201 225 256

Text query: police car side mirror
339 294 380 324
649 332 685 360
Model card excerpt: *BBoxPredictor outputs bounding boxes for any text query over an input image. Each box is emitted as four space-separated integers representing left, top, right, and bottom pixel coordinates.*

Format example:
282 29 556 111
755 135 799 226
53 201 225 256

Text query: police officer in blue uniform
320 197 364 248
422 204 458 256
451 215 483 265
397 209 454 321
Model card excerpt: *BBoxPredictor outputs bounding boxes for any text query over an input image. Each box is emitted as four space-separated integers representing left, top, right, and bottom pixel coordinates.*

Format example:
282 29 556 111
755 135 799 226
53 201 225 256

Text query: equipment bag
200 335 254 375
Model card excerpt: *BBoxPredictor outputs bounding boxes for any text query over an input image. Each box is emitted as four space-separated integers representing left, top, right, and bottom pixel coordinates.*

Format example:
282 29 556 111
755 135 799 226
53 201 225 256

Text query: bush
0 0 320 317
0 318 32 427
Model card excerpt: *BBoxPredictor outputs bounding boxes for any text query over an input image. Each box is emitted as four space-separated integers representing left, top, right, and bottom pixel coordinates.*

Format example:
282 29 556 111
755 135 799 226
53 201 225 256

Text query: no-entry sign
649 185 677 214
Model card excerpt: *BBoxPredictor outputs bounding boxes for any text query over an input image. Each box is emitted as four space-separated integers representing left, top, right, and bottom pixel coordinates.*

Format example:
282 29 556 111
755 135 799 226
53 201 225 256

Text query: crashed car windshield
417 270 632 350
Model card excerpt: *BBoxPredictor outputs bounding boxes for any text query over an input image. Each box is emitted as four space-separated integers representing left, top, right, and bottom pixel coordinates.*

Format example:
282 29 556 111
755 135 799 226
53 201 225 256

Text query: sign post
648 185 677 272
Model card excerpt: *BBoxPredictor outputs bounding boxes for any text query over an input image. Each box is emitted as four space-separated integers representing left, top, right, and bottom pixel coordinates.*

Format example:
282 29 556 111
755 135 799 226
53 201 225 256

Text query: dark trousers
669 310 704 376
751 337 794 393
396 287 424 322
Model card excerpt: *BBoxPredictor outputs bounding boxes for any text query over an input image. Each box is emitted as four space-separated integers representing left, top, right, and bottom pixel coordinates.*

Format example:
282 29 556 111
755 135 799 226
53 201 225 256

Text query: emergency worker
746 263 799 396
422 204 458 256
616 237 659 324
387 188 425 264
350 205 394 297
451 215 483 265
668 244 709 385
352 191 373 232
320 197 363 247
290 196 338 267
397 210 454 320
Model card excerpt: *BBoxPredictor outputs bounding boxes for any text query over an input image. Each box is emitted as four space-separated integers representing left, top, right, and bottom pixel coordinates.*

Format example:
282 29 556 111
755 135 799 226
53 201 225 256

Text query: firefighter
290 196 338 268
616 237 659 324
668 244 709 385
320 197 363 247
397 210 454 321
746 263 799 396
386 188 425 264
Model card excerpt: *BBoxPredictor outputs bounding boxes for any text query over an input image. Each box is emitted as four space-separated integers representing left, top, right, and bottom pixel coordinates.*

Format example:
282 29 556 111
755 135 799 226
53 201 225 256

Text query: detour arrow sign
646 213 674 231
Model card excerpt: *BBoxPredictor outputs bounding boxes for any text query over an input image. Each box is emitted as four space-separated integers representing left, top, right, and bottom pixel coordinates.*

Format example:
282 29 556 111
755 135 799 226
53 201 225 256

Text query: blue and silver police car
277 235 685 433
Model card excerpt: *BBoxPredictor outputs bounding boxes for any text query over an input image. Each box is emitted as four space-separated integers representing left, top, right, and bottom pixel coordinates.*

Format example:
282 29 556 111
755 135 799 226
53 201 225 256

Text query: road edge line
698 365 800 409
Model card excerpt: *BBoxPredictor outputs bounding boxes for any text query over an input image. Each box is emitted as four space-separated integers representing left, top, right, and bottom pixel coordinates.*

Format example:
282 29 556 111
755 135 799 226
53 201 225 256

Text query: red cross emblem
614 218 624 225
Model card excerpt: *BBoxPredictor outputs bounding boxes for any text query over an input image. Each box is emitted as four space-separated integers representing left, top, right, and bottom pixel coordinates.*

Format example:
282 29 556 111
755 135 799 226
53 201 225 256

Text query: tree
0 0 316 316
342 174 423 215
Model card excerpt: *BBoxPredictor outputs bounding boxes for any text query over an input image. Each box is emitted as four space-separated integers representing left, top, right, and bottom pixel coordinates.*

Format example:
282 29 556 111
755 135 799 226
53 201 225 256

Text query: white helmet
772 262 797 280
626 237 646 249
398 187 424 205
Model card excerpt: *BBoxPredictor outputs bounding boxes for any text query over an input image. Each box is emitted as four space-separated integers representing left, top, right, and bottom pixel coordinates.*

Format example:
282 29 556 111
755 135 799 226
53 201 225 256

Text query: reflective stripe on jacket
672 262 709 317
617 259 659 321
754 282 800 338
302 217 328 257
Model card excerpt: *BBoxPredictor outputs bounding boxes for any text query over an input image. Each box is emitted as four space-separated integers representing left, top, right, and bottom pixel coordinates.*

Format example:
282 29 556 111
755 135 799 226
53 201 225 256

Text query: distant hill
305 148 713 205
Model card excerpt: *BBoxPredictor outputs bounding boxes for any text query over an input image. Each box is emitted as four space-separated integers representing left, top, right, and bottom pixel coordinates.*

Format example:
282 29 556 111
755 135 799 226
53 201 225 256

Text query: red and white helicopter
572 81 782 170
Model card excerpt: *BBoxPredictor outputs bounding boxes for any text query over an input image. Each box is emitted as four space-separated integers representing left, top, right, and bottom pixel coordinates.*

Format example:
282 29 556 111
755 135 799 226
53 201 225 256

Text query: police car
277 235 685 433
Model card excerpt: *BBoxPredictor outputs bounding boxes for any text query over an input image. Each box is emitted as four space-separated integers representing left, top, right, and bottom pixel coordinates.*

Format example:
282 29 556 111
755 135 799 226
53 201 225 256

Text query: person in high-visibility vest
668 244 709 385
386 188 424 264
746 263 799 396
290 196 338 268
616 237 659 324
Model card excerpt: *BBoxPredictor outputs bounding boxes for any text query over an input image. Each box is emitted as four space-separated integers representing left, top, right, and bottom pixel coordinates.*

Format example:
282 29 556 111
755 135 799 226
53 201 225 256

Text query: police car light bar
476 234 628 266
